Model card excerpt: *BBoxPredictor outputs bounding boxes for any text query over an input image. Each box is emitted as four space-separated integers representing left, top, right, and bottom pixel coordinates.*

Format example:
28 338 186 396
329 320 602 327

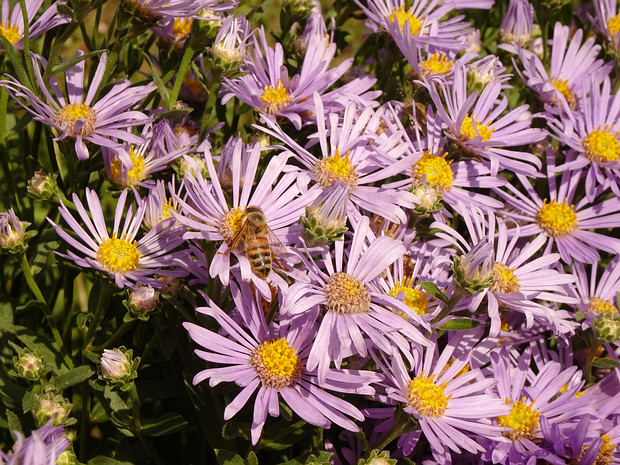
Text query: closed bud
127 285 160 317
301 182 348 247
0 208 35 254
101 348 138 385
27 170 58 201
14 350 44 381
594 312 620 343
412 182 441 214
452 239 495 294
358 450 397 465
34 391 72 427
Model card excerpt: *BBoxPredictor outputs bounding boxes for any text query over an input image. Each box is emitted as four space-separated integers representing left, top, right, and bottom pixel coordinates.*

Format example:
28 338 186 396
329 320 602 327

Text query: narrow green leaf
6 410 23 436
140 413 187 437
591 358 620 368
420 281 449 303
47 50 105 75
0 35 31 89
438 318 481 331
53 366 94 391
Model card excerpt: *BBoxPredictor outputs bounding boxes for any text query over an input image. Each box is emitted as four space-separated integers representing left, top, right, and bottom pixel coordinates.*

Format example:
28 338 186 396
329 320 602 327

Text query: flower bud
14 350 44 381
593 312 620 343
27 170 58 201
128 285 160 316
210 15 252 75
301 182 348 247
412 183 441 214
0 208 34 254
101 348 132 382
34 391 73 427
452 239 495 293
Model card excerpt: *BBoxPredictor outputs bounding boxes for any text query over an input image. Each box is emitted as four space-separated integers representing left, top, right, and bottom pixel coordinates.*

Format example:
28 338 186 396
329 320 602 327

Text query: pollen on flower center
324 272 371 314
497 397 540 441
55 103 97 138
260 80 292 115
390 278 429 315
406 372 450 417
608 14 620 36
580 434 616 465
460 115 494 143
549 77 577 109
250 338 303 389
583 126 620 163
419 53 453 77
536 199 577 237
413 151 453 190
160 197 176 220
97 235 140 273
491 263 520 294
0 20 20 44
588 296 617 315
314 149 358 189
109 146 147 187
389 5 423 36
173 17 192 37
220 207 245 245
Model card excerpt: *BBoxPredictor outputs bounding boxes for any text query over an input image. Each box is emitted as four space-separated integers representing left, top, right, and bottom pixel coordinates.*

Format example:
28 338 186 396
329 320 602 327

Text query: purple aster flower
143 178 185 231
428 62 546 176
48 188 187 289
259 94 418 224
122 0 214 19
282 216 429 384
369 332 510 464
514 22 611 114
570 256 620 328
0 0 69 49
494 148 620 264
184 291 382 445
222 28 378 129
591 0 620 51
480 346 593 465
1 51 155 162
0 422 69 465
433 205 577 336
173 138 310 296
499 0 534 48
550 76 620 199
358 0 471 52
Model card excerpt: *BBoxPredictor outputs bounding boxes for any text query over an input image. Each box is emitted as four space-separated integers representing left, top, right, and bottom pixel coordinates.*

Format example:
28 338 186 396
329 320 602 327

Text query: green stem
78 381 91 463
368 407 416 454
169 43 196 107
432 286 469 325
82 281 114 351
92 319 136 352
19 253 74 368
584 338 602 384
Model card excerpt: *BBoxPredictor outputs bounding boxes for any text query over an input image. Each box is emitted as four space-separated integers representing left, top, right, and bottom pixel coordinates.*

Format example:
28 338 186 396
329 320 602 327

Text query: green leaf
438 318 480 331
87 457 133 465
247 451 259 465
591 358 620 368
142 53 171 106
53 366 94 391
29 229 60 275
47 50 106 75
140 413 187 437
420 281 449 304
6 410 23 436
0 35 31 89
215 450 248 465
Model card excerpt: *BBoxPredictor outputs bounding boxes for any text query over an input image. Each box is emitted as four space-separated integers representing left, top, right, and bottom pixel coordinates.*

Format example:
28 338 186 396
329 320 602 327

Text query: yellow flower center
536 199 578 237
413 151 453 191
220 207 245 245
54 103 97 138
549 77 576 110
97 235 140 273
324 272 371 314
419 53 453 77
497 397 540 441
460 115 494 142
250 338 303 389
389 278 429 316
491 263 520 294
588 297 617 315
583 126 620 163
109 146 147 187
160 198 176 220
389 5 423 36
172 17 192 38
0 20 20 44
260 80 292 115
406 372 450 417
314 148 358 189
608 14 620 36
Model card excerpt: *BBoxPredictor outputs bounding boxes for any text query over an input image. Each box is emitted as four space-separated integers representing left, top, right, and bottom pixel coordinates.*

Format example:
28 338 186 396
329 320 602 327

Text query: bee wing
266 226 289 259
229 220 252 250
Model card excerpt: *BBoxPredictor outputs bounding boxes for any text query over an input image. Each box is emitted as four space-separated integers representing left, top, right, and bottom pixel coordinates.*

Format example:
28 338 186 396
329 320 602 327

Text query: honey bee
229 206 287 279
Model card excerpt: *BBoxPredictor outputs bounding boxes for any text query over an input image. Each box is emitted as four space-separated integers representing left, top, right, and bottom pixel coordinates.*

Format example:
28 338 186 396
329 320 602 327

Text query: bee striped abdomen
244 236 272 278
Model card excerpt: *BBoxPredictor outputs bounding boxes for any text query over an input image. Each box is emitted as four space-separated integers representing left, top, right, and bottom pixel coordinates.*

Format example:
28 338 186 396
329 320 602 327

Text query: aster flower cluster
1 0 620 464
